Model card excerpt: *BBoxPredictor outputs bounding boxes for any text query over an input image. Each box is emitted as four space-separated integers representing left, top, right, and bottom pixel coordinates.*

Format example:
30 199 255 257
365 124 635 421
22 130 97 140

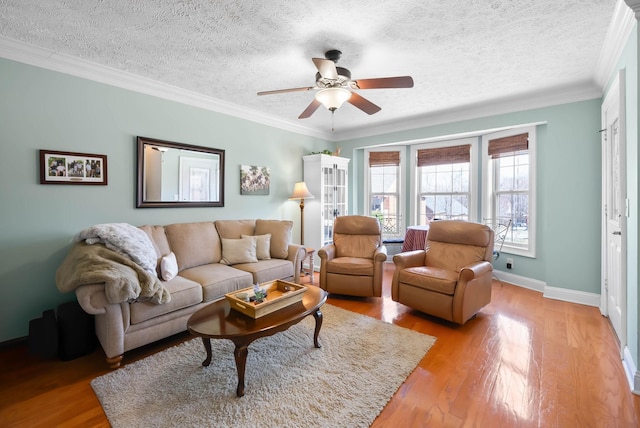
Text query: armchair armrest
459 261 493 282
452 260 494 324
392 250 426 269
318 244 336 261
391 250 426 301
374 246 388 262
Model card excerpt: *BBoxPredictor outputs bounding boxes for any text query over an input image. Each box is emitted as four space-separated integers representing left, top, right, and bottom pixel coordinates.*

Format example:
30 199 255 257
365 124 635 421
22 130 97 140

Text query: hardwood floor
1 264 639 427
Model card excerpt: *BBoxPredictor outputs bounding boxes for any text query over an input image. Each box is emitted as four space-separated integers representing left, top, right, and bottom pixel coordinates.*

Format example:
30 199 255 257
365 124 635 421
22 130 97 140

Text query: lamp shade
315 87 352 111
289 182 314 200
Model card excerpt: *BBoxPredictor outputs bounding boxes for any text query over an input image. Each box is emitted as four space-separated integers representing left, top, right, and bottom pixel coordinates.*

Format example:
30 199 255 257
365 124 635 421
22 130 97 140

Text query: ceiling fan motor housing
324 49 342 62
315 67 351 88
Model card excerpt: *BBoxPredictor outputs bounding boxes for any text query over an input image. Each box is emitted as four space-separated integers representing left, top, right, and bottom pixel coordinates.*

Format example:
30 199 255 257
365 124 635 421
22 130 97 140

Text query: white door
601 70 626 348
179 156 219 202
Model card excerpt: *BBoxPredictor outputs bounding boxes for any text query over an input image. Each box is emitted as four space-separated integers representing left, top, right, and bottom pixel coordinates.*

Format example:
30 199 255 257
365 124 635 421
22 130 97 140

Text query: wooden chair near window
482 217 512 260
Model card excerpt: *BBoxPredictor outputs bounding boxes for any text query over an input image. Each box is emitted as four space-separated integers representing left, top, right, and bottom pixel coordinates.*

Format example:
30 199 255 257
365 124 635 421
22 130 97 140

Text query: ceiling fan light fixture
315 87 351 111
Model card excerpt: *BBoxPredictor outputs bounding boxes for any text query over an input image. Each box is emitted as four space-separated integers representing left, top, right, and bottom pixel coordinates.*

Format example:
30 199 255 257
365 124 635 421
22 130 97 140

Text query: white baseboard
542 286 602 307
493 270 600 307
493 270 545 293
623 346 640 395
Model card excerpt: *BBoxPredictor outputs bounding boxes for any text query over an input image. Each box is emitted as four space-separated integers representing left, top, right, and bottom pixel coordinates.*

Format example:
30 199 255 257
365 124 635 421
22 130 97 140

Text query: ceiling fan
257 50 414 121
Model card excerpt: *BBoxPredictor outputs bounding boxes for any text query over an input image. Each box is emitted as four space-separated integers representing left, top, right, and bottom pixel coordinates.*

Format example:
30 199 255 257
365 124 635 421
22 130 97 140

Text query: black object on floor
28 309 58 359
57 300 97 361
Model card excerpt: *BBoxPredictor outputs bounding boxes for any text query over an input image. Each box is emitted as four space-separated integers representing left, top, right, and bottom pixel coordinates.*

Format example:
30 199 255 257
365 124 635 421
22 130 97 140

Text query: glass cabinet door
334 166 347 218
322 165 334 246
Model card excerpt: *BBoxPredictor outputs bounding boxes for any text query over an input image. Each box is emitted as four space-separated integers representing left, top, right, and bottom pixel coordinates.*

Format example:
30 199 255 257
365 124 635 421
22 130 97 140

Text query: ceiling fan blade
298 99 322 119
347 92 381 115
352 76 414 89
257 86 315 96
312 58 338 80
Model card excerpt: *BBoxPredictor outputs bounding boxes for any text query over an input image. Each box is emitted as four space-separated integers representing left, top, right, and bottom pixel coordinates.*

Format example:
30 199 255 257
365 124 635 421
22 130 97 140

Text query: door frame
600 69 627 355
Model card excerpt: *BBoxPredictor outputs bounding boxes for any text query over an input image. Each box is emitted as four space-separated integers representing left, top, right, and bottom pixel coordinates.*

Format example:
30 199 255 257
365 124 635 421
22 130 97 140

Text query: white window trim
410 138 478 226
364 147 406 239
482 126 537 258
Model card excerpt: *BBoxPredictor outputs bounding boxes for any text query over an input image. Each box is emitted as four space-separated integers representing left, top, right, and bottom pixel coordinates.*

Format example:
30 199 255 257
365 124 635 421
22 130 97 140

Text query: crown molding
0 19 628 145
594 0 636 88
624 0 640 18
332 81 602 141
0 36 333 141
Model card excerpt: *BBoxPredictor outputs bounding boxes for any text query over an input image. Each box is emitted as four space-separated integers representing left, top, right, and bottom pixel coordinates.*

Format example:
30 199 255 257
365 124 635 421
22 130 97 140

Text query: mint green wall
339 99 602 295
0 58 332 342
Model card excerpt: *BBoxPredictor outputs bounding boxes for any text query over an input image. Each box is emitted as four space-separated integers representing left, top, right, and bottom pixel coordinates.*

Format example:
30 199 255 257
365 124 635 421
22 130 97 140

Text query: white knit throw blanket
74 223 157 275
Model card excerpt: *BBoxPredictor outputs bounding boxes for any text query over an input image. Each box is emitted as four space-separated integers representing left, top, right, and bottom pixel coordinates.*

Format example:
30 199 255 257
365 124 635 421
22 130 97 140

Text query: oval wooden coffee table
187 285 327 397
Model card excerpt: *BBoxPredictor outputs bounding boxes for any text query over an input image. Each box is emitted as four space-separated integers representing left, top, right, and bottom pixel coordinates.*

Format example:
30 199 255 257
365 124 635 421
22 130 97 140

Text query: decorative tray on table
225 280 307 319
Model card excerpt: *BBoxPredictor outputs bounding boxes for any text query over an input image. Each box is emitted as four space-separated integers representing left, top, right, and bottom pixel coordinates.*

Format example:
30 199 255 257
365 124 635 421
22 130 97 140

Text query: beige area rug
91 304 436 428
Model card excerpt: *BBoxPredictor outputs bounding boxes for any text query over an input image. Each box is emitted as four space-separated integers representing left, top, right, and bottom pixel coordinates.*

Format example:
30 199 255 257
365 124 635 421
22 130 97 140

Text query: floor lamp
289 182 314 246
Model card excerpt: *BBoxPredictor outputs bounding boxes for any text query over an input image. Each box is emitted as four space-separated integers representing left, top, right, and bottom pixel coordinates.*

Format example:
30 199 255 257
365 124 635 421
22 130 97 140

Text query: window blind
417 145 470 167
369 151 400 167
488 133 529 158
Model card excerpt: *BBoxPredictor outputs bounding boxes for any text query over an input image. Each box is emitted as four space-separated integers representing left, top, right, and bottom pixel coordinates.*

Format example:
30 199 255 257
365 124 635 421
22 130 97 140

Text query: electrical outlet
506 258 513 269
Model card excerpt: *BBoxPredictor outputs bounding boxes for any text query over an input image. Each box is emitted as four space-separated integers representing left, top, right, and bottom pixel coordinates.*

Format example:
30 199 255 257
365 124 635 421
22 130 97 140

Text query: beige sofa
59 219 304 368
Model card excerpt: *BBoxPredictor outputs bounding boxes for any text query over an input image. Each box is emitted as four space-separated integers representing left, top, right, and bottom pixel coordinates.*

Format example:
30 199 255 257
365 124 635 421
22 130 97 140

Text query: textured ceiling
0 0 621 140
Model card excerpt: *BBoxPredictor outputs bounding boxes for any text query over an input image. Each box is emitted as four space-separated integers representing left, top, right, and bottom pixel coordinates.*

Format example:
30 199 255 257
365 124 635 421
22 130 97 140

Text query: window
483 127 536 256
413 139 477 224
365 149 403 239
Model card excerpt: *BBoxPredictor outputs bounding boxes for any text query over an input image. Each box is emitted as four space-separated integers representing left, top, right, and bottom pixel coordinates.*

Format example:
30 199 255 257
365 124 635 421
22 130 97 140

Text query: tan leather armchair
318 215 387 297
391 220 494 324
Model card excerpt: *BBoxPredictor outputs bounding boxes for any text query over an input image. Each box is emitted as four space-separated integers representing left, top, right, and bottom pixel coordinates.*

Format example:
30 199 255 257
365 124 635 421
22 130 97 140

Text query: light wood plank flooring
1 264 639 427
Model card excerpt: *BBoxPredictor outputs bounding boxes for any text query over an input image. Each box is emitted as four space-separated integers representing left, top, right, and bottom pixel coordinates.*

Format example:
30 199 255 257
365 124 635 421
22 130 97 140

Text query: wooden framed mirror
136 136 225 208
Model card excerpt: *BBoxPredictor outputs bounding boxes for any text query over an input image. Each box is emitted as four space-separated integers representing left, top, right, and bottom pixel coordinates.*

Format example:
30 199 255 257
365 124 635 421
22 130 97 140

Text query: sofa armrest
287 244 306 283
75 284 111 315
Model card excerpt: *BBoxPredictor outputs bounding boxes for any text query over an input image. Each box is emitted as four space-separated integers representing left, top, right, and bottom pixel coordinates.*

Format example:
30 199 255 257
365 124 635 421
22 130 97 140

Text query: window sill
500 245 535 258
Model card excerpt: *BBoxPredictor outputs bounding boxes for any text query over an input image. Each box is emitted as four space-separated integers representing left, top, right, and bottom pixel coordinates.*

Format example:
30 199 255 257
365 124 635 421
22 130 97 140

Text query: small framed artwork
39 150 108 185
240 165 270 195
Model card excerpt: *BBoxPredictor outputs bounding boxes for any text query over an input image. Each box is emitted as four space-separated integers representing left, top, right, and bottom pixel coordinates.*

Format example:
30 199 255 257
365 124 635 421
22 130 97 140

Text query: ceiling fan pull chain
332 110 335 132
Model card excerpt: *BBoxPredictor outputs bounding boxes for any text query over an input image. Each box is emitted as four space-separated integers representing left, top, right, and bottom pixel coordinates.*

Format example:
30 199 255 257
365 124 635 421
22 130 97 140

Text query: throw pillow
160 252 178 281
242 234 271 260
221 236 258 265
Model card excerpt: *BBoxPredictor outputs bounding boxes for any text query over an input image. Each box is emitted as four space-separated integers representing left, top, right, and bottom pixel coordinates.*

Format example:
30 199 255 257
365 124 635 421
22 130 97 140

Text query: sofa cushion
179 264 253 301
215 219 256 239
233 259 294 283
139 225 170 257
221 236 258 265
255 220 292 259
242 233 271 260
139 225 170 276
129 275 202 324
165 222 221 270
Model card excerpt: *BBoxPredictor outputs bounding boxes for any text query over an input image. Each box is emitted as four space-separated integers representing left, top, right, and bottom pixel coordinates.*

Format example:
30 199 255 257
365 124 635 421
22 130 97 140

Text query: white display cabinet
302 154 350 269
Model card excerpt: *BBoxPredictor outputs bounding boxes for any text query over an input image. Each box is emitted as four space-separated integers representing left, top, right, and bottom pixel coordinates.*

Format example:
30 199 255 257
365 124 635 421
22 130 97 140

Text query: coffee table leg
201 337 212 367
233 342 249 397
312 308 323 348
